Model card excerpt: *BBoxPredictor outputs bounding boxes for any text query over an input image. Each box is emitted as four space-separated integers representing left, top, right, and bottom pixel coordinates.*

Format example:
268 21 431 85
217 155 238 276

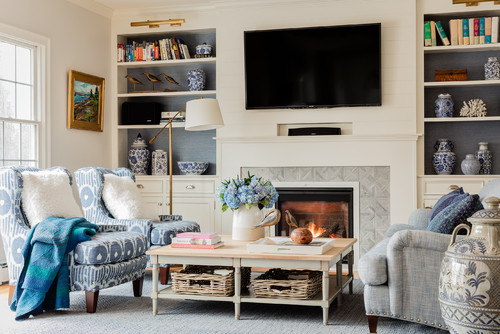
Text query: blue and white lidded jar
475 142 493 175
435 93 454 118
195 43 213 55
484 56 500 80
461 154 481 175
152 149 168 175
433 138 456 175
439 197 500 334
187 69 206 91
128 133 150 175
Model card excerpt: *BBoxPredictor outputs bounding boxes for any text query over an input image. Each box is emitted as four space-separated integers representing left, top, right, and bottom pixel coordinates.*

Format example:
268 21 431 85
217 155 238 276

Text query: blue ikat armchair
73 167 200 284
0 166 148 313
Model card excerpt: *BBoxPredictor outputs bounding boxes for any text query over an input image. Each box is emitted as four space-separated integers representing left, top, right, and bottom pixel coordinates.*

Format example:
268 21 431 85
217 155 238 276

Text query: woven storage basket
251 268 322 299
172 265 251 296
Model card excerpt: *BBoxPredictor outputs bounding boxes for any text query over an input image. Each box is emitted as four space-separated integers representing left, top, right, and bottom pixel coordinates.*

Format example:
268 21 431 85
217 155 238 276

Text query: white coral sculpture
460 99 487 117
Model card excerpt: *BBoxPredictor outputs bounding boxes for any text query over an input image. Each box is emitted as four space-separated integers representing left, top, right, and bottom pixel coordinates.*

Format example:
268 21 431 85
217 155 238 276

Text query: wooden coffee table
147 236 356 325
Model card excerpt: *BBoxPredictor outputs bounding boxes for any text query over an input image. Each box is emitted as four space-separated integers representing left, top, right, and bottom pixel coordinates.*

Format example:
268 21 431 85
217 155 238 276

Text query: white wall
0 0 112 171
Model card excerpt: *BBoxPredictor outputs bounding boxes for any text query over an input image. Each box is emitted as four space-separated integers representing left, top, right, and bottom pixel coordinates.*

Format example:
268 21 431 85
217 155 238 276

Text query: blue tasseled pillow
429 187 464 222
427 194 481 234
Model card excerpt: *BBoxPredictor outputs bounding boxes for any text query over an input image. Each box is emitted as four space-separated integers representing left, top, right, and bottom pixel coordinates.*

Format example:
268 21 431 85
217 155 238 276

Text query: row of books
159 111 185 124
171 232 224 249
117 38 191 62
424 17 499 47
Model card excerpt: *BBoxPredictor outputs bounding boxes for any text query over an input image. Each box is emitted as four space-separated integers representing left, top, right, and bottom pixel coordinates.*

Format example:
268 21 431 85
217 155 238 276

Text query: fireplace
274 187 353 241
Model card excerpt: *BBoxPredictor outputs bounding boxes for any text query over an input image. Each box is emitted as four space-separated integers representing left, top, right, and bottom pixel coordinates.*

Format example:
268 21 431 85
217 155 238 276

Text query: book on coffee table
247 237 335 255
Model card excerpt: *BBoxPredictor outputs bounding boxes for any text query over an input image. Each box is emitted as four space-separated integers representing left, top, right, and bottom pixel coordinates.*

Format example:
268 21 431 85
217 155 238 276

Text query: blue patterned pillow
427 194 480 234
429 187 464 221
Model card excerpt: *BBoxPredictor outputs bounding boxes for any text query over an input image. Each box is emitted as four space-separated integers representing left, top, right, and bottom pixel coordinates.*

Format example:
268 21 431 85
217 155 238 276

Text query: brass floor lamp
149 97 223 214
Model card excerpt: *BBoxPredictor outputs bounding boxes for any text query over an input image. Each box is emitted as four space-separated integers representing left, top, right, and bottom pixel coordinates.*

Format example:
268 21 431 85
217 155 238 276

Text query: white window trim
0 22 50 168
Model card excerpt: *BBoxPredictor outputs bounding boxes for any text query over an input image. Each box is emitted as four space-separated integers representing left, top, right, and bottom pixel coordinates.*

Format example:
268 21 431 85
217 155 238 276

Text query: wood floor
0 284 8 295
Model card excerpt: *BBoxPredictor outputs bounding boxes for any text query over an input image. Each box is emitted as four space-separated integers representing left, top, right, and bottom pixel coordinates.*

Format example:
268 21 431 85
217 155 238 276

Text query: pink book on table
176 232 219 239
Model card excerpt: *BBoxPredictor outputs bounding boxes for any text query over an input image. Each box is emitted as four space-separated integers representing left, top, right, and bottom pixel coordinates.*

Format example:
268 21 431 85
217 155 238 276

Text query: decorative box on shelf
171 265 251 297
247 237 335 255
251 268 322 300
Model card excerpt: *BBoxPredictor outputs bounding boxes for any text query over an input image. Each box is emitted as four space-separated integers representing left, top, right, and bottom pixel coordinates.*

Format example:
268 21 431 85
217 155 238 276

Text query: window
0 24 48 167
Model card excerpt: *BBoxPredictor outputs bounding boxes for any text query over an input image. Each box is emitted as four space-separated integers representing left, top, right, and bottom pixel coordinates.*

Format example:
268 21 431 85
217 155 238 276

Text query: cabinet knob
158 202 162 207
186 184 196 189
136 184 144 189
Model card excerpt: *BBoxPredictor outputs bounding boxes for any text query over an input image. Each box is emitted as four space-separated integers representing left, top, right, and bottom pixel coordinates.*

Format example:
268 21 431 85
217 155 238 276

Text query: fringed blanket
10 216 99 320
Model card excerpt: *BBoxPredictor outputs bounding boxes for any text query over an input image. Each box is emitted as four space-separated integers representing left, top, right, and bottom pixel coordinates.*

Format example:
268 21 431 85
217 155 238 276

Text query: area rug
0 275 447 334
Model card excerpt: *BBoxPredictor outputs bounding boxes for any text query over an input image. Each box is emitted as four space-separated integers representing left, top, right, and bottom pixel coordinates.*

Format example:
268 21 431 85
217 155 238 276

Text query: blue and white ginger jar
187 69 206 91
195 43 213 55
475 142 493 175
435 93 454 118
128 133 150 175
152 149 168 175
485 57 500 80
461 154 481 175
439 196 500 334
433 138 456 175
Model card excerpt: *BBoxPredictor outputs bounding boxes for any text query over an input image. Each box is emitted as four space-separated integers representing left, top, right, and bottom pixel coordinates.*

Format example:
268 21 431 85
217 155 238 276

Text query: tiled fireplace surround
242 166 390 256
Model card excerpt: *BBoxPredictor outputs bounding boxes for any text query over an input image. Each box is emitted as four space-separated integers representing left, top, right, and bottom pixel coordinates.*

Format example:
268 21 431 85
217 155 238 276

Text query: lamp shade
185 98 224 131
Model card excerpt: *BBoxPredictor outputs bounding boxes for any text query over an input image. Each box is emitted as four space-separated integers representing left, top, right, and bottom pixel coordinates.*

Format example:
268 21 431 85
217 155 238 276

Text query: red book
474 18 480 44
171 242 224 249
176 232 219 239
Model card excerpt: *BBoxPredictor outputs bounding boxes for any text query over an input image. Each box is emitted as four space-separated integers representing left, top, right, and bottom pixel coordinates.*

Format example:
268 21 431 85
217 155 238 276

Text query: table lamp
149 97 223 214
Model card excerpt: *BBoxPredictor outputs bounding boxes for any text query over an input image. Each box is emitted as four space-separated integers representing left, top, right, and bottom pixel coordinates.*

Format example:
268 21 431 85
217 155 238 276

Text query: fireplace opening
274 187 353 242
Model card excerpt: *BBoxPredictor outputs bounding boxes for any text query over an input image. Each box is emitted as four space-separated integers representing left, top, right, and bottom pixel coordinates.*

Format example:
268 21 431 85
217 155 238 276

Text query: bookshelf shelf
424 79 500 87
424 43 500 53
117 57 216 68
424 116 500 122
117 122 186 130
117 90 216 98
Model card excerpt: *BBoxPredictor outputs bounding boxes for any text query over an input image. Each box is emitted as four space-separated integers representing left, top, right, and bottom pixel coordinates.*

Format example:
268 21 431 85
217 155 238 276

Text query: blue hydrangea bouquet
216 173 279 212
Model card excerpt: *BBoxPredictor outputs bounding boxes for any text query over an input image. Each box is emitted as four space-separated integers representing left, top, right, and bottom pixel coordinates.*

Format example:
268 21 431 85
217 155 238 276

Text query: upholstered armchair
73 167 200 284
358 179 500 333
0 166 148 313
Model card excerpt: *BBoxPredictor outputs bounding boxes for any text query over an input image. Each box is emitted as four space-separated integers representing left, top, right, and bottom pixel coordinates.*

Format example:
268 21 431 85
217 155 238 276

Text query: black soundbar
288 127 341 136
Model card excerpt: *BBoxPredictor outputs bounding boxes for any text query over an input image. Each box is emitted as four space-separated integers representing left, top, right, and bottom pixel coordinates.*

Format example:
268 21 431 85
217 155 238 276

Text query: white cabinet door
142 195 166 218
172 197 215 233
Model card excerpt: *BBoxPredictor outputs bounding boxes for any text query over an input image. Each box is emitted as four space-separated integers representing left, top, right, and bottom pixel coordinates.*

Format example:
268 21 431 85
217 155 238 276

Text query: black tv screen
244 23 381 109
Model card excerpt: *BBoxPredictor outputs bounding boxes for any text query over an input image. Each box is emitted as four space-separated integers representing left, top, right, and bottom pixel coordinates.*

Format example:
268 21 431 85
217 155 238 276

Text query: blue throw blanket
10 216 99 320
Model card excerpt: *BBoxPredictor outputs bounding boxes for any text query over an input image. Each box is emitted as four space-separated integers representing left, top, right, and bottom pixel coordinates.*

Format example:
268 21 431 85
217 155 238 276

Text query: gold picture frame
67 70 105 131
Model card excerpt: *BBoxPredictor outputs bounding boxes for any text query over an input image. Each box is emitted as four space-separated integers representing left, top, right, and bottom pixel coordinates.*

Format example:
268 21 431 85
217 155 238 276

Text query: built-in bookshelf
112 28 217 175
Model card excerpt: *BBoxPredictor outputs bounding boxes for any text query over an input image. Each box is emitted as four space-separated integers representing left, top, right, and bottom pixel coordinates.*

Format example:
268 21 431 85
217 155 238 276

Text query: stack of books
171 232 224 249
424 17 499 47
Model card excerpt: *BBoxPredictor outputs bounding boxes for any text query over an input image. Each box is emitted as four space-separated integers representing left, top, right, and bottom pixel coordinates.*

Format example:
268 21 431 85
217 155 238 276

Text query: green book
424 21 432 46
435 21 450 46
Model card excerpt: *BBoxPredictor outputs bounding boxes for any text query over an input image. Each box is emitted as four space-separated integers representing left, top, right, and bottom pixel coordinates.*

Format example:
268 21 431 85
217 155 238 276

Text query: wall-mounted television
244 23 381 109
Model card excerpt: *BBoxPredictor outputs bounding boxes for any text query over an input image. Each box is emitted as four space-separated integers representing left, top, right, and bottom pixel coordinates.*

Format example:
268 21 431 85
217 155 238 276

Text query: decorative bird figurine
125 75 144 92
161 73 180 92
284 210 298 228
143 72 162 91
253 209 281 229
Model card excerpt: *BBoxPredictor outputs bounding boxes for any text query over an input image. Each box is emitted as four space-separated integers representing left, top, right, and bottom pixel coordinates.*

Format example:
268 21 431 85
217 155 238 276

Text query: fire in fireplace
275 187 353 240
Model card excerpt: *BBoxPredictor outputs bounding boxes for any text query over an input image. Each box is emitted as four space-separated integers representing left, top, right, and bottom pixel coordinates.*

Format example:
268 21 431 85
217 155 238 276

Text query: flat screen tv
244 23 381 109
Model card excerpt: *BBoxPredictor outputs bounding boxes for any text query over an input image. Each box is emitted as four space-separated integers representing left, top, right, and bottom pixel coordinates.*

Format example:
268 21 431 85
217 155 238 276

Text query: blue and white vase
475 142 493 175
435 93 454 118
195 43 213 55
187 69 206 91
433 139 456 175
128 133 150 175
439 197 500 334
461 154 481 175
152 149 168 175
484 56 500 80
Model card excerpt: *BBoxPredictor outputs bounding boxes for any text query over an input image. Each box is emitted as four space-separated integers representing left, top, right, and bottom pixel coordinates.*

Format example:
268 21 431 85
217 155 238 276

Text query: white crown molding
64 0 114 18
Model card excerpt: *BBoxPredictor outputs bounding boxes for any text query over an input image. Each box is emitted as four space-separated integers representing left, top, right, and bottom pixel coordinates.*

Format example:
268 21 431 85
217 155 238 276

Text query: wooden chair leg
85 291 99 313
133 276 144 297
160 266 170 285
367 315 379 333
8 285 15 305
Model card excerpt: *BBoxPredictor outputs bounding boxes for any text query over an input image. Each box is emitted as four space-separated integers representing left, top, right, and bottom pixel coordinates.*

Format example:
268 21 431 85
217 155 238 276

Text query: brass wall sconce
453 0 500 6
130 19 185 28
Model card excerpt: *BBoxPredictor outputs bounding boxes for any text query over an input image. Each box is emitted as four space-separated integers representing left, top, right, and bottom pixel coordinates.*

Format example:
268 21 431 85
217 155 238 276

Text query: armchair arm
89 212 152 246
384 224 423 239
386 229 452 320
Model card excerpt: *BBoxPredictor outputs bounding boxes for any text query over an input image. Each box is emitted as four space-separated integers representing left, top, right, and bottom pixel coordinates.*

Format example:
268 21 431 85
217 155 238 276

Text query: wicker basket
251 268 322 300
171 265 250 296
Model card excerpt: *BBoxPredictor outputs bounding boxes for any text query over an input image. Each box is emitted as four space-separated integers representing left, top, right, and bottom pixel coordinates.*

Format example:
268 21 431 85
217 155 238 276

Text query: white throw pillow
102 174 153 220
21 170 84 227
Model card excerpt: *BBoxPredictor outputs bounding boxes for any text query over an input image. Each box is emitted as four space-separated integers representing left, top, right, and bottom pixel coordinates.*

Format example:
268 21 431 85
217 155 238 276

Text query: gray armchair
359 178 500 333
0 166 147 314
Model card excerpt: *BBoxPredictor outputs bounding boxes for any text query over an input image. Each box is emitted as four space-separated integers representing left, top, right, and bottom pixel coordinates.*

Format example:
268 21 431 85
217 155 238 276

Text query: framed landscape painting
67 70 105 131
